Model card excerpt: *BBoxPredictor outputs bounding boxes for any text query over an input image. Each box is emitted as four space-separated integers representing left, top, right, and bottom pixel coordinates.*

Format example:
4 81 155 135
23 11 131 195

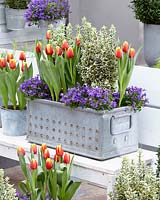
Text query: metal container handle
110 113 132 135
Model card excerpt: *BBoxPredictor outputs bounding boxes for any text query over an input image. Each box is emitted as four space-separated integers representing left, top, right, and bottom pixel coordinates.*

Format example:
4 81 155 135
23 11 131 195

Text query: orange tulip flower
66 47 74 59
122 41 129 53
9 59 16 69
45 44 54 55
46 158 53 170
7 53 14 63
115 47 122 59
56 145 64 157
30 144 37 154
43 149 50 159
63 152 70 164
129 48 136 58
17 146 25 157
19 51 26 61
30 158 38 170
61 40 69 51
0 58 7 68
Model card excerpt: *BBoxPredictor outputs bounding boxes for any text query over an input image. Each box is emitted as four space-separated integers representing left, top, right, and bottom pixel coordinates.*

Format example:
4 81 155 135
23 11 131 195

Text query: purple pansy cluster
60 84 117 111
122 86 149 111
25 0 70 23
60 85 148 111
19 75 51 100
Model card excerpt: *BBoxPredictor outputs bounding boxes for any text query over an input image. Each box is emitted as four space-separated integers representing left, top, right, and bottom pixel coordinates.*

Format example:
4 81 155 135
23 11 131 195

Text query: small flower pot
1 107 26 136
26 99 138 160
5 8 26 30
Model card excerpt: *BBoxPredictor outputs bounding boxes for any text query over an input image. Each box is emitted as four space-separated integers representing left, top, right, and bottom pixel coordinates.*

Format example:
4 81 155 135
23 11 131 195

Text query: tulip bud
61 40 69 51
30 158 38 170
40 143 47 153
46 30 52 40
122 41 129 53
46 158 53 170
56 46 62 56
56 145 64 157
115 47 122 59
129 48 136 58
76 35 80 46
9 59 16 69
21 61 28 72
7 53 14 63
43 149 50 159
66 47 74 59
54 154 60 162
30 143 37 154
19 51 26 61
45 44 54 56
17 146 25 157
63 152 70 164
0 58 7 68
36 41 42 53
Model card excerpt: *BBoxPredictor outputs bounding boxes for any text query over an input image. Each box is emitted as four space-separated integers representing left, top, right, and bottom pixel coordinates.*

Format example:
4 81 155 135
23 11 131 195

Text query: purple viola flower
60 84 114 111
19 75 51 100
25 0 70 24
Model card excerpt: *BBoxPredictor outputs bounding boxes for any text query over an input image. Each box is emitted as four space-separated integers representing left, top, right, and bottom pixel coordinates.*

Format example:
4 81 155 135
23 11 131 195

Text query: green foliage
109 151 160 200
129 0 160 24
152 57 160 68
0 169 16 200
5 0 30 9
77 17 118 90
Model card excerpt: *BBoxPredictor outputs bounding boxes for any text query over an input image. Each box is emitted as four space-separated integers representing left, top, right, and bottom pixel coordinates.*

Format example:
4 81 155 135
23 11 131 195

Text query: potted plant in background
0 52 33 136
19 18 148 160
5 0 30 30
24 0 70 28
130 0 160 66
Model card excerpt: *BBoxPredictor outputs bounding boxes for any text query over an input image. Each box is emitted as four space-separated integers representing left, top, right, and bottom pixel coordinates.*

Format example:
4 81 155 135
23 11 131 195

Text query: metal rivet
70 124 73 127
40 134 43 138
58 138 61 141
46 127 48 130
70 132 72 135
64 131 67 134
58 129 61 133
88 145 92 150
113 138 116 144
64 122 67 126
95 138 99 142
82 144 85 147
95 147 98 151
124 135 128 142
34 124 37 128
46 119 49 122
64 139 66 143
76 134 79 137
52 136 55 140
29 115 32 118
40 117 43 121
96 129 99 133
89 137 92 140
89 128 92 131
34 132 37 136
46 135 49 139
29 123 32 126
83 127 85 130
58 121 61 124
35 116 38 120
76 125 79 128
40 126 43 129
52 128 55 132
52 120 56 124
82 136 85 139
76 142 79 146
70 141 73 145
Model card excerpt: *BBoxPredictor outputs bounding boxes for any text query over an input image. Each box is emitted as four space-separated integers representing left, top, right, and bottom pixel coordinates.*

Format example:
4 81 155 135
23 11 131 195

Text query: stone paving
1 157 107 200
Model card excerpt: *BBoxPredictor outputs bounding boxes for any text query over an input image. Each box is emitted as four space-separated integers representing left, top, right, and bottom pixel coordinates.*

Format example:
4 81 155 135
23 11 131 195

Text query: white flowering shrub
0 169 16 200
109 152 160 200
